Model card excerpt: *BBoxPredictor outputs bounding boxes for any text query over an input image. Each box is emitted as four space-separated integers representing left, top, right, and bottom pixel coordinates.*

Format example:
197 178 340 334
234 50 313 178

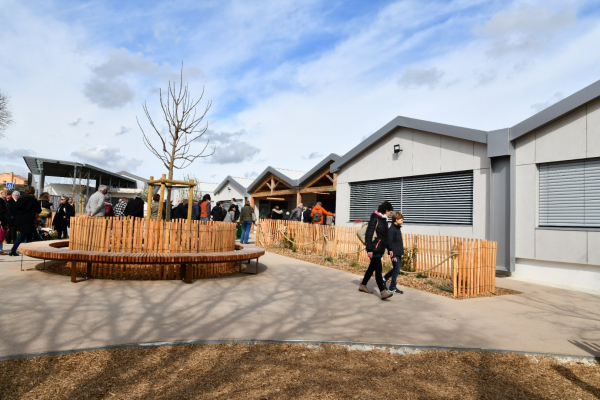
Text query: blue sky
1 0 600 183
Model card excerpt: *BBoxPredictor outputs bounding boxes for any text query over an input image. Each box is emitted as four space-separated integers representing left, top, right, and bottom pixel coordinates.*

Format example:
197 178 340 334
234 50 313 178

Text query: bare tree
137 63 213 220
0 90 14 137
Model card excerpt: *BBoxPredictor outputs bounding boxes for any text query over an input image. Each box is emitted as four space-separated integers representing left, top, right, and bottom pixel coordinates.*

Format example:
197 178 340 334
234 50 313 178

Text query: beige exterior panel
535 106 587 164
515 164 536 259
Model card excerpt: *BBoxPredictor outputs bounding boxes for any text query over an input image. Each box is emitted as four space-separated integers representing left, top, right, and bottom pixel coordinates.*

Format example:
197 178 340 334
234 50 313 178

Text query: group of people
270 202 336 225
84 187 257 245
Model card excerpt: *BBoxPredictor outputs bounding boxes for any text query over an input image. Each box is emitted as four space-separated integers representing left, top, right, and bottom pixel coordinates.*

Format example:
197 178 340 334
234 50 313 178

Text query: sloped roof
298 153 340 186
213 176 255 196
509 78 600 140
197 182 219 193
247 167 306 193
330 116 487 173
115 171 148 183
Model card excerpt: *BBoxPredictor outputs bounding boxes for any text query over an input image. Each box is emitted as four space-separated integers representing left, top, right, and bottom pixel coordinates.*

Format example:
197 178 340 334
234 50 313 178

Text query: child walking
383 212 404 294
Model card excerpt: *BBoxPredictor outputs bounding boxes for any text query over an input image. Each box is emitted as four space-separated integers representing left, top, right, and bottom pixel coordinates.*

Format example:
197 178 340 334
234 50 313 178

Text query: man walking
86 185 107 216
229 198 240 222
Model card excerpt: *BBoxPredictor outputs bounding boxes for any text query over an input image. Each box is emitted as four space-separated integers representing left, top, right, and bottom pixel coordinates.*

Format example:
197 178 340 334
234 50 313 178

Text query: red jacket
311 204 334 225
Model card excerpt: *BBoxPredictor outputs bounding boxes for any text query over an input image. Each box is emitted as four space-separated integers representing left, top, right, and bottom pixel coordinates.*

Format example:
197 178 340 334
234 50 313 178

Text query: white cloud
71 145 142 171
115 126 131 136
303 152 322 160
69 118 83 127
203 129 260 164
475 5 578 57
398 67 445 89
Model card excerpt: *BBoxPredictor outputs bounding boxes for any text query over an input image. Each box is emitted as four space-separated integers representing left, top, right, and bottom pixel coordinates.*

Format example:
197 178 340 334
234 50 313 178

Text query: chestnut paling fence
256 220 497 297
68 216 237 279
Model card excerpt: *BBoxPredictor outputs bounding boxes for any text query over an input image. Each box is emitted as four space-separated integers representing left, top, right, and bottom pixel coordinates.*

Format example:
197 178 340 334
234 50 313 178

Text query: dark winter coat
387 223 404 258
15 194 42 233
289 207 302 221
7 198 17 226
172 204 188 220
302 208 312 223
0 197 7 227
53 203 75 229
365 211 388 254
124 197 144 218
240 205 254 222
228 203 240 221
211 206 226 221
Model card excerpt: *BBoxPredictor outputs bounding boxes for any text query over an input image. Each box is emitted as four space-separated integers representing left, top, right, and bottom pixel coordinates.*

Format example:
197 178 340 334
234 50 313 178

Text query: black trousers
361 255 386 292
7 225 17 243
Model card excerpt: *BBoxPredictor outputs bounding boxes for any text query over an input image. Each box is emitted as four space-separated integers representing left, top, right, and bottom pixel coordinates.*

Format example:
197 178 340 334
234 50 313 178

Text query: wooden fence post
452 237 458 297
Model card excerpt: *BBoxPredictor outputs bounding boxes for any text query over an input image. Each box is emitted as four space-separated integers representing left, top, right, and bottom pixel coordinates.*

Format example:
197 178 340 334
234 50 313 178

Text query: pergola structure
23 156 137 198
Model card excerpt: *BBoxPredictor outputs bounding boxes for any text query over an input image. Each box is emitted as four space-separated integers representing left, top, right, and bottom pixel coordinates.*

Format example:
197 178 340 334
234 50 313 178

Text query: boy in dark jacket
359 201 394 300
383 212 404 294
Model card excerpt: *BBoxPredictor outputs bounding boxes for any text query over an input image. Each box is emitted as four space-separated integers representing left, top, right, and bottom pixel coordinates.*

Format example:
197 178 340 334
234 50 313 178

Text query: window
349 170 473 225
539 158 600 228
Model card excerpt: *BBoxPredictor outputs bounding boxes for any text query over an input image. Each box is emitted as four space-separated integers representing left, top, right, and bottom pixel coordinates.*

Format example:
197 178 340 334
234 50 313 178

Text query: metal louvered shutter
539 158 600 227
349 178 401 221
349 170 473 224
402 171 473 225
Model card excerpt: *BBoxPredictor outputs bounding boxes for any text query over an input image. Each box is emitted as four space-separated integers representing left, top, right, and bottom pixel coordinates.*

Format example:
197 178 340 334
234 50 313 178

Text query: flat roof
23 156 137 188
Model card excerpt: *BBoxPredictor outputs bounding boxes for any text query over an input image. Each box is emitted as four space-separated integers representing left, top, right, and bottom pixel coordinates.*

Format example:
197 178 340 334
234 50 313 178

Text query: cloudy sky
1 0 600 183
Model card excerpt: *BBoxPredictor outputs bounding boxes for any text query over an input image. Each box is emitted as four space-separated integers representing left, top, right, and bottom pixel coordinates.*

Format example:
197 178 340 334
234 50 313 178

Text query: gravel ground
1 342 598 399
266 248 519 299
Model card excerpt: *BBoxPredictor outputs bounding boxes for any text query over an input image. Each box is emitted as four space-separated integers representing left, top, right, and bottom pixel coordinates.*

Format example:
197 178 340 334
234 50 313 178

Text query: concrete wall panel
515 132 535 166
535 229 587 265
473 168 490 240
535 106 587 163
587 98 600 158
335 183 350 224
412 130 442 176
588 231 600 266
515 164 536 259
514 258 600 295
440 136 474 173
474 142 491 169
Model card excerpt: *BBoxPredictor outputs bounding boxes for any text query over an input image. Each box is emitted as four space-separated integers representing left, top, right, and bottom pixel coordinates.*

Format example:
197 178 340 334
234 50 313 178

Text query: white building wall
214 184 245 205
513 99 600 292
336 127 490 238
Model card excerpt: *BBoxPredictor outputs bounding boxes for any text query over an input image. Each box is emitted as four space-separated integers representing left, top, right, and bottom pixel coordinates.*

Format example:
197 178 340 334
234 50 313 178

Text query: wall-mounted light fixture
393 144 402 154
227 186 231 192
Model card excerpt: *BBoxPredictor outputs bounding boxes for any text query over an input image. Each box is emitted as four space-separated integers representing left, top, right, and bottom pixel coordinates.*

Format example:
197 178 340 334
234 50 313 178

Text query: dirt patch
1 342 598 399
267 247 520 299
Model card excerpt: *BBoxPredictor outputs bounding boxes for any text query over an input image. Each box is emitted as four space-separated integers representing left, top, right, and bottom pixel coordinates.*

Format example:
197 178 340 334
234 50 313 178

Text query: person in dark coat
0 188 8 255
270 205 283 220
302 206 312 223
52 196 75 239
6 191 18 244
383 212 404 294
229 198 240 222
359 200 394 300
9 187 42 256
172 199 188 220
124 193 145 218
211 201 224 221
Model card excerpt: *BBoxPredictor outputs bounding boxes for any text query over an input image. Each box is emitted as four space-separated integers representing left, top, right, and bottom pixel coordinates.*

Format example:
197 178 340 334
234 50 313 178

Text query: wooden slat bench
19 240 265 283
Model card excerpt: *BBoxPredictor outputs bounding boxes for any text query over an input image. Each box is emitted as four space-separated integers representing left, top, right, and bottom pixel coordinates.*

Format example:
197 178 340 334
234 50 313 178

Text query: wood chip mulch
267 247 520 299
1 342 598 399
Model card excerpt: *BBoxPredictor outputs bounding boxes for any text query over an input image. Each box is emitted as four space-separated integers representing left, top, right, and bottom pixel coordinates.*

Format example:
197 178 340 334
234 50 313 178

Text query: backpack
357 219 378 245
313 212 322 223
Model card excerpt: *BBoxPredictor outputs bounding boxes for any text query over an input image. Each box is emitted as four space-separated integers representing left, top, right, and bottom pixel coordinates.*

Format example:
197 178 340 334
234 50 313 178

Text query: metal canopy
23 156 137 189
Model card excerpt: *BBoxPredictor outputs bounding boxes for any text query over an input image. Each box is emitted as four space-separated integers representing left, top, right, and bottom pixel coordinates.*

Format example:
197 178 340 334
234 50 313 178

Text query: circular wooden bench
19 240 265 283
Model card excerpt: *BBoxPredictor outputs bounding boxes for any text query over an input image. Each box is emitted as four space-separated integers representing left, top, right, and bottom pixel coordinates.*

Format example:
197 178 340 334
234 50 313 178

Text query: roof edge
247 167 300 193
298 153 340 186
331 116 487 173
510 79 600 140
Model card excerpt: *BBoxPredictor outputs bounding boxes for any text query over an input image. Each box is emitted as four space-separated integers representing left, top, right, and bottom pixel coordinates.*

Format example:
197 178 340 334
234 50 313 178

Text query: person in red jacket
311 202 335 225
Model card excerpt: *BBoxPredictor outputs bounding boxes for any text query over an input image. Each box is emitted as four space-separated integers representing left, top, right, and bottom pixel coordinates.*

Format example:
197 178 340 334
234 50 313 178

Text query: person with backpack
383 212 404 294
358 200 394 300
311 202 334 225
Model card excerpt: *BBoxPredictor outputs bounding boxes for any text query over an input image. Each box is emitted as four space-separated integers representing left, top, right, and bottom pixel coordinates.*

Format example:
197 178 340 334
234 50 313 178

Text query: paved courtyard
0 243 599 359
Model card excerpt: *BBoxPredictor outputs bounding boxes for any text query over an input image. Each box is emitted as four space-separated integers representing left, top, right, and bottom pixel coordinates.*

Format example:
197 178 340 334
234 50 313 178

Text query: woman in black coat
359 200 394 300
10 187 42 256
52 197 75 239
